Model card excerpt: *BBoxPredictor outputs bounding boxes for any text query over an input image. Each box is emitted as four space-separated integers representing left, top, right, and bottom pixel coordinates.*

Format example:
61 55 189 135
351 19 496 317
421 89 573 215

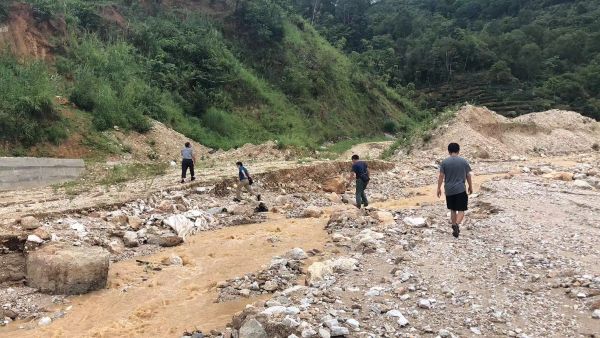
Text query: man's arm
437 172 444 198
466 172 473 194
347 171 355 184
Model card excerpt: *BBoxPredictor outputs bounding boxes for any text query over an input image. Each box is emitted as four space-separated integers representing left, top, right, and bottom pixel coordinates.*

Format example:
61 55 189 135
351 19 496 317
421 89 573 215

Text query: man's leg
190 162 195 180
236 181 243 199
181 161 188 182
361 182 368 207
355 180 363 208
245 182 254 195
456 211 465 225
450 209 460 238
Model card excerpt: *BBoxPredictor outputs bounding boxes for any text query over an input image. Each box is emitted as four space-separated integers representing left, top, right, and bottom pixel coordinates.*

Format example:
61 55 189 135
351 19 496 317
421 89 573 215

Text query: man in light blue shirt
181 142 196 184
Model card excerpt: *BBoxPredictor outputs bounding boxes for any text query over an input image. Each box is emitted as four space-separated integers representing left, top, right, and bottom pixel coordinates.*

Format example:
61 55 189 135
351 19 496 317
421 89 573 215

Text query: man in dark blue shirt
234 161 261 202
348 154 369 209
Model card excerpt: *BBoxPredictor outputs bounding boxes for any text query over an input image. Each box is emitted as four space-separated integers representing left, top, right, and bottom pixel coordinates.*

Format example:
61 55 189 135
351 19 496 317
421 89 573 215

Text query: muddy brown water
2 214 327 338
0 166 564 337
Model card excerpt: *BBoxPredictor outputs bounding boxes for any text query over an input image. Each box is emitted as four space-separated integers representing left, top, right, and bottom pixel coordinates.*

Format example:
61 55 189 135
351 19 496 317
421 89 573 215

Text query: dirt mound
418 105 600 159
111 120 211 163
209 141 296 163
212 160 394 196
340 141 394 160
0 3 66 60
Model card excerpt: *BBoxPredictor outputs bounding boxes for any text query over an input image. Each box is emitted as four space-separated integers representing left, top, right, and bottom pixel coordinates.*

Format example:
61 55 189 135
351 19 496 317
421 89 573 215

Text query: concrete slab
0 157 85 191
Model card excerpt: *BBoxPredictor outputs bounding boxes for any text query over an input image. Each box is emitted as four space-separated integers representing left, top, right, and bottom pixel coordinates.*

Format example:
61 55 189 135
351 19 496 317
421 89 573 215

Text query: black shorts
446 191 468 211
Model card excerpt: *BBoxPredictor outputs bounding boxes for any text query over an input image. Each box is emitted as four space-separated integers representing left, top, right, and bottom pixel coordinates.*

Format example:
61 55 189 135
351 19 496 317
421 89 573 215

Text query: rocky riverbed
1 153 600 337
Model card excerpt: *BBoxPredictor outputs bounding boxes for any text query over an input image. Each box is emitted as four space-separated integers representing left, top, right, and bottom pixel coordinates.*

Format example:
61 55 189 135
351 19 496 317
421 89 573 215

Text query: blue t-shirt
238 166 250 181
352 161 368 181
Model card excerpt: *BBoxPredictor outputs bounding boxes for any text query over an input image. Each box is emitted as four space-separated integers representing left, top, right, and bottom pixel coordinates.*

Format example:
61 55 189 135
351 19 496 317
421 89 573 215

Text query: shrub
0 56 67 146
383 119 400 133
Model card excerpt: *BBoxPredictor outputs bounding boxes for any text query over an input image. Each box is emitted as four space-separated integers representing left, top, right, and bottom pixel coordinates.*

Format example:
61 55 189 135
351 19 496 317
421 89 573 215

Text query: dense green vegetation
0 0 427 151
0 56 68 146
288 0 600 119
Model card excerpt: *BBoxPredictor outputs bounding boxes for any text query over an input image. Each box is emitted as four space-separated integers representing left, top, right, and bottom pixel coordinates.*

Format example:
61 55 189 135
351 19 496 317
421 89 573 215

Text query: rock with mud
20 216 41 230
322 176 347 194
302 206 324 218
26 244 110 294
0 253 25 283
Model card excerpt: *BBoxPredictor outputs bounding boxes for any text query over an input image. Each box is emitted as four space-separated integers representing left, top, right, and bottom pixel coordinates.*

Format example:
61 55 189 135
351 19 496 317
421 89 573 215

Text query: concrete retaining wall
0 157 85 191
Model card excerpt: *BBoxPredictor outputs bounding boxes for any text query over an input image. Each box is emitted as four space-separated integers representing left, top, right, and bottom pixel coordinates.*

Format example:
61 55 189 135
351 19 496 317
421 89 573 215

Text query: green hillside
288 0 600 119
0 0 427 151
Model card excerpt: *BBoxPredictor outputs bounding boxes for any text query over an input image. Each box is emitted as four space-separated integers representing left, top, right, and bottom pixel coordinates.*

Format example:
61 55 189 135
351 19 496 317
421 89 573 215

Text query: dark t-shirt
352 161 369 181
440 156 472 196
238 166 250 181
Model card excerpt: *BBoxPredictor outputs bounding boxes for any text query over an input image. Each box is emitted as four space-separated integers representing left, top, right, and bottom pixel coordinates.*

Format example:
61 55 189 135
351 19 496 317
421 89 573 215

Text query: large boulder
323 176 347 194
26 244 110 295
0 253 26 283
239 318 268 338
20 216 41 230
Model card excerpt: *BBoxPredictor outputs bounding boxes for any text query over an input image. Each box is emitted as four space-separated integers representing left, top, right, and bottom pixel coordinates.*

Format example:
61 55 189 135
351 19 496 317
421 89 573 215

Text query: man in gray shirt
181 142 196 184
437 142 473 238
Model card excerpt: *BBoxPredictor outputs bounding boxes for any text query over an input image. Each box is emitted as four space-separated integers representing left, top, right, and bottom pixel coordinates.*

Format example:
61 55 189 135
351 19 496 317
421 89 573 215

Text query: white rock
163 214 195 240
282 317 300 328
346 318 359 329
69 222 87 237
330 326 349 336
418 299 432 309
318 328 330 338
397 314 409 327
286 248 308 260
353 229 384 247
323 318 339 329
262 306 287 316
574 179 593 189
302 328 317 337
123 231 139 248
38 316 52 326
385 309 403 318
438 329 454 337
168 254 183 266
27 235 44 243
470 327 482 335
592 309 600 319
331 257 358 271
403 217 427 227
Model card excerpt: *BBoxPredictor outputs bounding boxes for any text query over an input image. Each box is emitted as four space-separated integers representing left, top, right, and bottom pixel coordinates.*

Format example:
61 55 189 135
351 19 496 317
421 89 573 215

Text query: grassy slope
0 0 427 156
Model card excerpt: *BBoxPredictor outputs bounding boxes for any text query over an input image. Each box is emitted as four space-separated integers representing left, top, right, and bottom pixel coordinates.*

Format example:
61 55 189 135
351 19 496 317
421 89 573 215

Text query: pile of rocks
217 249 310 302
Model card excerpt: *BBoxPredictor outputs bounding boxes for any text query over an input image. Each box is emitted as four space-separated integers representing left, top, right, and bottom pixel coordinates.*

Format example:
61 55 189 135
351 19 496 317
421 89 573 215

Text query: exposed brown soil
0 3 66 61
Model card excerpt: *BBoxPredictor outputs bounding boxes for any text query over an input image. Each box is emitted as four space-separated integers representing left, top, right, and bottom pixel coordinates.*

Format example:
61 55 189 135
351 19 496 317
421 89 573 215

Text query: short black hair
448 143 460 153
185 142 191 147
351 154 359 160
236 161 243 166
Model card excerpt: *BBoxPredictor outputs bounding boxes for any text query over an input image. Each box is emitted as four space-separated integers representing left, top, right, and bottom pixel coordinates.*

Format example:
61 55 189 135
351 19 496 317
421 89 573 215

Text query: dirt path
0 160 303 222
